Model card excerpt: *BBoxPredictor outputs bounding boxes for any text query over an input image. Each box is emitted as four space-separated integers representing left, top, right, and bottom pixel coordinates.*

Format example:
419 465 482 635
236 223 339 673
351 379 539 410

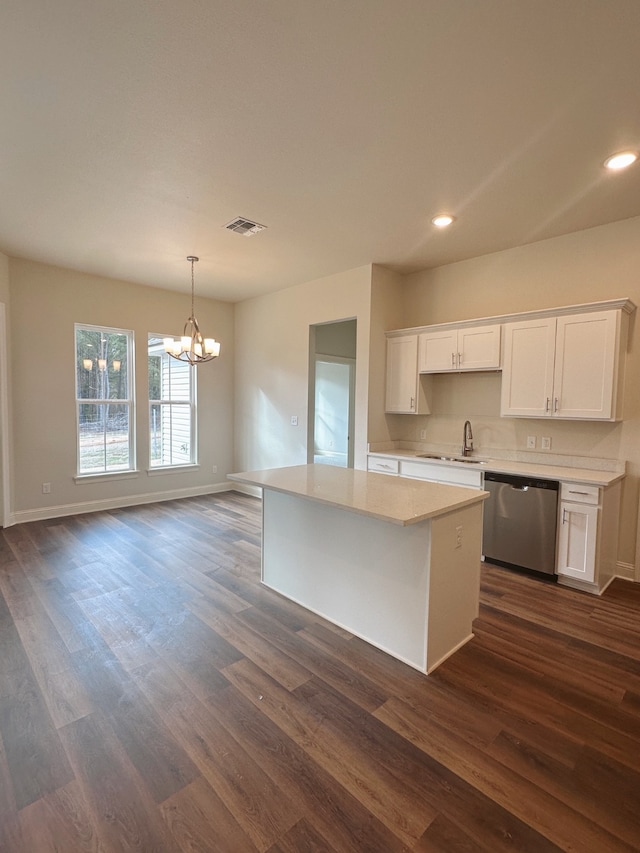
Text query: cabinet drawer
367 457 399 475
560 482 600 505
399 460 483 488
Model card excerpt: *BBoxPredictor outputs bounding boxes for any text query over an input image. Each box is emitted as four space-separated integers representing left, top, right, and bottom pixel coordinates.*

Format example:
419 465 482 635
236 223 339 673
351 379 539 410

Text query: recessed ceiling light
432 214 456 228
603 151 638 171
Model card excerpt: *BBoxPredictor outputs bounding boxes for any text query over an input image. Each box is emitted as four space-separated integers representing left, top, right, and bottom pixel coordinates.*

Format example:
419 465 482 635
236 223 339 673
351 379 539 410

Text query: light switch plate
541 436 551 450
526 435 536 449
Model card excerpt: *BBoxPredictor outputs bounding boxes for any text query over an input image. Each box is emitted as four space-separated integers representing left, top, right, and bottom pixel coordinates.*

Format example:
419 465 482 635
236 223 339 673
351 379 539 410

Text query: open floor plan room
0 492 639 852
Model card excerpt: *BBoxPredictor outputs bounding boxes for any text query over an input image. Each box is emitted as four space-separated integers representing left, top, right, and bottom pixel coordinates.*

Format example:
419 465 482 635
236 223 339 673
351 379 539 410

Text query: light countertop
228 464 488 526
368 450 624 487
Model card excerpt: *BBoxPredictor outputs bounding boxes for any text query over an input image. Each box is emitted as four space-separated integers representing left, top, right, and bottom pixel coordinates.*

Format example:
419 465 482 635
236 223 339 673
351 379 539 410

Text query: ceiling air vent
224 217 267 237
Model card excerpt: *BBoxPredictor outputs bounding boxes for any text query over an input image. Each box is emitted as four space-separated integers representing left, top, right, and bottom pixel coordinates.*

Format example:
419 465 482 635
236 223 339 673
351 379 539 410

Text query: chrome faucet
462 420 473 457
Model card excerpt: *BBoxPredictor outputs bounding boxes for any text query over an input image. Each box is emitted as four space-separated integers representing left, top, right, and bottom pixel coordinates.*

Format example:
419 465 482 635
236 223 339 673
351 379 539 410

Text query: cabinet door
500 318 556 417
418 329 458 372
458 324 501 371
556 501 598 583
553 311 617 419
385 336 420 413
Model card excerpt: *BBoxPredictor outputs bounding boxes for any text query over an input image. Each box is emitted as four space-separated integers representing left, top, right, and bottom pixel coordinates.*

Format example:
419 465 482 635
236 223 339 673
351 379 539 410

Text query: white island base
229 465 487 675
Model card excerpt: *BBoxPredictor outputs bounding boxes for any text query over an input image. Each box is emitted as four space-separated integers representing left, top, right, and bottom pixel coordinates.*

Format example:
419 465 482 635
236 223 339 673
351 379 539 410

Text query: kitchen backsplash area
375 372 625 474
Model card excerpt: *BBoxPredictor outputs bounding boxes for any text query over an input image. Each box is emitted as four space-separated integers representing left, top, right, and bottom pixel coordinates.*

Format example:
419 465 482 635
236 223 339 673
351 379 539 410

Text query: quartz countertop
228 464 488 526
367 449 624 487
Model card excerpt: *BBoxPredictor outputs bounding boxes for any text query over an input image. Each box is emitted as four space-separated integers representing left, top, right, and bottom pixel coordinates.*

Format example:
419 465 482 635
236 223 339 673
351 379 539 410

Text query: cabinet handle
554 397 559 412
568 490 589 495
410 396 415 410
458 351 462 366
451 352 455 367
545 397 550 413
562 508 568 524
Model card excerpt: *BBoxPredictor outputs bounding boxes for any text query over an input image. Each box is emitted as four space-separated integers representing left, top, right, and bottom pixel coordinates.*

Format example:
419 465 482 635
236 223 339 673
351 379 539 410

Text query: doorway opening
308 319 356 469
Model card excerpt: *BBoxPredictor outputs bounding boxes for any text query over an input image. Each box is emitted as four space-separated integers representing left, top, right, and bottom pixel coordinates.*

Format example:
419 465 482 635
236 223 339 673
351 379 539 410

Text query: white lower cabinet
366 458 622 593
399 459 483 489
556 481 621 593
556 500 598 584
367 456 399 475
366 455 484 488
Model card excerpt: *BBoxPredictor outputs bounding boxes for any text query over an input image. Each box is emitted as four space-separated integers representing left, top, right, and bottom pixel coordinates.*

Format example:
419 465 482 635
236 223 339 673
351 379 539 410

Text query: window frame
148 334 197 470
75 323 136 477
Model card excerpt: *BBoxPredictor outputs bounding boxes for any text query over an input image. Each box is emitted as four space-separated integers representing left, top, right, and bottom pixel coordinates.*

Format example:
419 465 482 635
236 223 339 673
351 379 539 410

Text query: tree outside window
75 325 134 474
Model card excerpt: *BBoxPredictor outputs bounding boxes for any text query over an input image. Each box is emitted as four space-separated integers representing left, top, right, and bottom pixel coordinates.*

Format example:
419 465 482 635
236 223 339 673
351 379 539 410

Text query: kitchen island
228 464 488 674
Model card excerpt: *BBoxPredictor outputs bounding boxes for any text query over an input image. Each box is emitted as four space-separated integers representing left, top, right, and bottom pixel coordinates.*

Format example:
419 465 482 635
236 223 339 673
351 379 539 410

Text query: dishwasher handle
484 472 559 491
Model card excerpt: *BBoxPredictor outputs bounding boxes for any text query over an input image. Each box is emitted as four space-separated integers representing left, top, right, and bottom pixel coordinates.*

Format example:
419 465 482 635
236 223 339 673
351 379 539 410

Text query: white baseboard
7 482 236 526
615 561 636 582
230 483 263 499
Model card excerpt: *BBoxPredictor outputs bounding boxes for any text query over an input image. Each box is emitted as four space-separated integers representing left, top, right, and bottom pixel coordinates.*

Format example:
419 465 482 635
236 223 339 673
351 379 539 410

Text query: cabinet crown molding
385 297 636 338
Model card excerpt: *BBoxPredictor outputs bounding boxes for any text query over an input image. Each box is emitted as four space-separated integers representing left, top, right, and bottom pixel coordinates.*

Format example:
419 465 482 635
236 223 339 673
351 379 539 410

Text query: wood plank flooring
1 491 639 851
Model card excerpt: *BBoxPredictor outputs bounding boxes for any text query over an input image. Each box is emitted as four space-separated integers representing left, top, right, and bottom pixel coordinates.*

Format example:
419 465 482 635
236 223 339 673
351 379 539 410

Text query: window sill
75 470 140 485
147 464 200 476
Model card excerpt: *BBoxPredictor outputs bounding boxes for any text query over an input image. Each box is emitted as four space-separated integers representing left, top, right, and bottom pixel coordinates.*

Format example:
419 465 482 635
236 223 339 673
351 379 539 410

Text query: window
75 325 134 474
148 336 196 468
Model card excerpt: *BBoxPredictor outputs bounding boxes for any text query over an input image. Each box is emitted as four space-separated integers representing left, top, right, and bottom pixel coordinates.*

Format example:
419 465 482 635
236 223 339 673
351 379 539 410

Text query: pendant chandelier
163 256 221 365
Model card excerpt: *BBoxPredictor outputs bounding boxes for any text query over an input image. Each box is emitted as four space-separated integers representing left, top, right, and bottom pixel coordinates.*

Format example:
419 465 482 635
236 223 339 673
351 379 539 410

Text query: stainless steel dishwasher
482 472 559 575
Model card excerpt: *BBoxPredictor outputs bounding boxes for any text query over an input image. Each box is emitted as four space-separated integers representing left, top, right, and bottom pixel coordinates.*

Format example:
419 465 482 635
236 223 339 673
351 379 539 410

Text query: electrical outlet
420 429 427 440
42 483 51 494
541 436 552 450
212 464 217 474
455 525 463 549
526 435 536 449
290 415 298 426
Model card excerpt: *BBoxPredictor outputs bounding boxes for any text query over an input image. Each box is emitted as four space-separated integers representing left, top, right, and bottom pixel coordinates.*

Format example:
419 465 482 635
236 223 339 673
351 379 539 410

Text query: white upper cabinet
500 317 556 417
419 324 501 373
385 335 429 414
501 310 624 420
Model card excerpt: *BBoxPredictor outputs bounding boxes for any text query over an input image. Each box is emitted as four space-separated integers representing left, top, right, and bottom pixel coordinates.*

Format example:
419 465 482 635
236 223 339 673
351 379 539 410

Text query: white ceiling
1 0 640 302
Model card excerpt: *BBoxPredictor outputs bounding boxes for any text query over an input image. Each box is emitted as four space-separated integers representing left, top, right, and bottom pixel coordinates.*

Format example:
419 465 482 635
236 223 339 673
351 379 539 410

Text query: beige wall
0 252 9 302
0 252 10 525
234 265 372 473
9 258 234 520
314 319 357 359
368 265 406 447
396 215 640 569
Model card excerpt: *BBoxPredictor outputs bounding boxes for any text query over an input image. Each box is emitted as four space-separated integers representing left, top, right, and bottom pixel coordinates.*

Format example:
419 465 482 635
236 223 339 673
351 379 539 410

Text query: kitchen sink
416 453 485 465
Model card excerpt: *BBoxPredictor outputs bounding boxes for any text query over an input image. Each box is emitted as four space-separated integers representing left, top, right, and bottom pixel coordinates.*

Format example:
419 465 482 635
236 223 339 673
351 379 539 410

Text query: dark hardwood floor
1 491 639 852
